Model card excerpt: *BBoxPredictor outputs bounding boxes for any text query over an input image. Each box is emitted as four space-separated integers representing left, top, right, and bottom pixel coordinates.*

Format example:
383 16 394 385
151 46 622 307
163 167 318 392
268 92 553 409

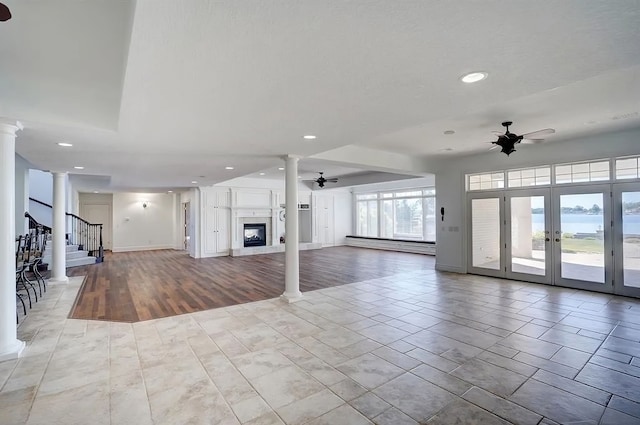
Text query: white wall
112 192 177 252
15 154 30 235
429 127 640 273
28 169 53 227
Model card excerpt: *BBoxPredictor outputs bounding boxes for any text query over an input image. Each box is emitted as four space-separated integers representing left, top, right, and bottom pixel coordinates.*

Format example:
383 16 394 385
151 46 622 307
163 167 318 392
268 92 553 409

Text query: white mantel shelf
230 242 322 257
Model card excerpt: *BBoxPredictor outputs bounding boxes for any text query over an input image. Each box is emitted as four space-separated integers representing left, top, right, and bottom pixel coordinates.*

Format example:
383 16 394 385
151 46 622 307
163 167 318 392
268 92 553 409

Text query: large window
355 189 435 242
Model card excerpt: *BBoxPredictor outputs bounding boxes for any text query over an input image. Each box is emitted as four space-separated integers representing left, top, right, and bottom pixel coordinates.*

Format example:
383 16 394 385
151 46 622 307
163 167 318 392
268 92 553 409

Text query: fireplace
244 223 267 247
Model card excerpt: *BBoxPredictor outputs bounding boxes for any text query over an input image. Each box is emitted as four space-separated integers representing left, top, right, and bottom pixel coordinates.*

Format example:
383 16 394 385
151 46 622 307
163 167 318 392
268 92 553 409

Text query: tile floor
2 270 640 424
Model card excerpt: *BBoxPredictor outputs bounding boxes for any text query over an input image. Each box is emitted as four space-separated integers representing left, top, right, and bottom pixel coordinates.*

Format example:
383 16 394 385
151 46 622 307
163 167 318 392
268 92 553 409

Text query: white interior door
552 185 613 292
80 204 112 250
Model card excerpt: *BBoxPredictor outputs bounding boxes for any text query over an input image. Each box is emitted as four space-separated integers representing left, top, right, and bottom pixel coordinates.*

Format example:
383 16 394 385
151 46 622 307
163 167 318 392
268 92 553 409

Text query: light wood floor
68 247 435 322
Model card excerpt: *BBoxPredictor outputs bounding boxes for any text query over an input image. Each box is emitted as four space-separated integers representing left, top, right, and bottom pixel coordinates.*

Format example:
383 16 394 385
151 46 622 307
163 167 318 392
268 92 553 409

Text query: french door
506 189 552 284
467 190 552 284
552 185 613 292
613 183 640 297
468 185 623 294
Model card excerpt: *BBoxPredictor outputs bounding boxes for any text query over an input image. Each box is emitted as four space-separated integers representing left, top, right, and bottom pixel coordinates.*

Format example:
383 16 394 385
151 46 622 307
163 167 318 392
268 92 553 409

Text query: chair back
15 235 23 268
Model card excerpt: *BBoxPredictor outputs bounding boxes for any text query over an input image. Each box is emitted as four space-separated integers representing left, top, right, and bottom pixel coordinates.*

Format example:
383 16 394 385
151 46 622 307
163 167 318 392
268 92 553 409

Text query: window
616 157 640 180
355 188 436 242
357 199 378 237
555 160 610 184
508 167 551 187
468 172 505 191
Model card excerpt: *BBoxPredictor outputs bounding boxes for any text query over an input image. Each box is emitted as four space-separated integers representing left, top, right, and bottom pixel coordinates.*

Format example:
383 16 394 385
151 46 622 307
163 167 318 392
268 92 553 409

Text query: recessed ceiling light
259 172 265 176
74 166 84 170
298 176 302 179
461 71 488 83
443 130 455 135
167 190 173 193
225 166 234 170
57 142 73 147
278 167 284 171
303 135 317 140
191 180 198 184
93 191 99 193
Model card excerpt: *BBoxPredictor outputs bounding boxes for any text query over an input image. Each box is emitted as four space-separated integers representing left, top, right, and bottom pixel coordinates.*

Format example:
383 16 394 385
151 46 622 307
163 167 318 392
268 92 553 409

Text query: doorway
183 202 190 251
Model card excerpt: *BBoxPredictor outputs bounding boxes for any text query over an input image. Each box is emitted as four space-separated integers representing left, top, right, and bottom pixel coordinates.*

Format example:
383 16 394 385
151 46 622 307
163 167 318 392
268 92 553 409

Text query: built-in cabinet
201 188 231 257
193 186 350 258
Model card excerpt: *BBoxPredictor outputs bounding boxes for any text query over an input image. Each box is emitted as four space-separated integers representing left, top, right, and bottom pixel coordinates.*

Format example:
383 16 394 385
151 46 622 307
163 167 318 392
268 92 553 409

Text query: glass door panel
468 195 504 277
505 190 551 284
613 183 640 297
553 186 612 291
622 191 640 288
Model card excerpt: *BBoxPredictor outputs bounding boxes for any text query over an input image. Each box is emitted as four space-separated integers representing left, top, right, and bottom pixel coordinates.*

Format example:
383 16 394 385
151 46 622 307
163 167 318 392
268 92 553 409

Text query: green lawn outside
560 237 604 254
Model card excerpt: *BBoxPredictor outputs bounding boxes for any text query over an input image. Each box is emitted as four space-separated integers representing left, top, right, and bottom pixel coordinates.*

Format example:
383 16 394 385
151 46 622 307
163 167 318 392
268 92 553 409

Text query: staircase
25 199 104 269
42 242 98 269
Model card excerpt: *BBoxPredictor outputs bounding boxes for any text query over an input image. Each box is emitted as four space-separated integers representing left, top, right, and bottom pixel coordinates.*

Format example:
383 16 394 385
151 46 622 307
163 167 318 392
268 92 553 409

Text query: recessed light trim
303 135 317 140
461 71 488 83
167 190 173 193
259 172 265 176
57 142 73 147
74 166 84 170
278 167 284 171
191 180 198 184
225 166 234 170
93 191 99 193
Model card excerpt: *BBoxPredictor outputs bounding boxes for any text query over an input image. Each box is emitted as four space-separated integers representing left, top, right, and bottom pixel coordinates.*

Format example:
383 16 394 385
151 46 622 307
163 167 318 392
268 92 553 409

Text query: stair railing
28 197 104 262
25 211 52 233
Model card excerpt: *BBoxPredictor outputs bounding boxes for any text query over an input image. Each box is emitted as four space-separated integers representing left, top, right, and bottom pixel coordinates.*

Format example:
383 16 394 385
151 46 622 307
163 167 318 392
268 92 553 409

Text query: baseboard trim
435 264 465 273
112 245 174 253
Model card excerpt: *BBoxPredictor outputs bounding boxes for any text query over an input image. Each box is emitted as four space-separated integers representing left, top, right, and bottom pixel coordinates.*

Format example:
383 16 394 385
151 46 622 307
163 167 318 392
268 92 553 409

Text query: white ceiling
3 1 640 192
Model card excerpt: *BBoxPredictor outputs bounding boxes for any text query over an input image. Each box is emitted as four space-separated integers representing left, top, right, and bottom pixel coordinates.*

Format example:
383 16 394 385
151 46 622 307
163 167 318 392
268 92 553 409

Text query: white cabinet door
201 189 231 256
216 208 231 253
216 190 230 208
316 195 335 246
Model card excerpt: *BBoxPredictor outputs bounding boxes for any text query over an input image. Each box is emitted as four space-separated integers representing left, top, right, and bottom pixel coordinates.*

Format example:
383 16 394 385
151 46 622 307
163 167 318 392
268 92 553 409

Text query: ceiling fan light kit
313 172 338 188
489 121 555 156
0 2 12 21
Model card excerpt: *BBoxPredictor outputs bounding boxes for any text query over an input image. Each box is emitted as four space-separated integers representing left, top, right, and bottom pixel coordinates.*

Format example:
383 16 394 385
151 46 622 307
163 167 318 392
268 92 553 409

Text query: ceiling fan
0 2 11 22
489 121 555 156
313 172 338 188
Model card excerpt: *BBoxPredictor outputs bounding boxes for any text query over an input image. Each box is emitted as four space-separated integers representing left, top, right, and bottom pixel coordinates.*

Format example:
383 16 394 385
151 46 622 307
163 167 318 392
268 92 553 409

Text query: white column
50 172 68 283
0 120 25 361
281 155 302 302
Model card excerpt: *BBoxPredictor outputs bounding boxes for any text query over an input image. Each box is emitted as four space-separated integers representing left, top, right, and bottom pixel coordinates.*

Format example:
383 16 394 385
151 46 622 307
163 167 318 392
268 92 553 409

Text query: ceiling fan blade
521 138 545 145
489 144 499 151
521 128 555 139
491 130 503 136
326 178 339 182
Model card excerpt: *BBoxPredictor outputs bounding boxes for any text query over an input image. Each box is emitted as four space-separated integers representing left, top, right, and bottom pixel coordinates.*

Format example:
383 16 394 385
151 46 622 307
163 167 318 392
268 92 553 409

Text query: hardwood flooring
68 247 434 322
